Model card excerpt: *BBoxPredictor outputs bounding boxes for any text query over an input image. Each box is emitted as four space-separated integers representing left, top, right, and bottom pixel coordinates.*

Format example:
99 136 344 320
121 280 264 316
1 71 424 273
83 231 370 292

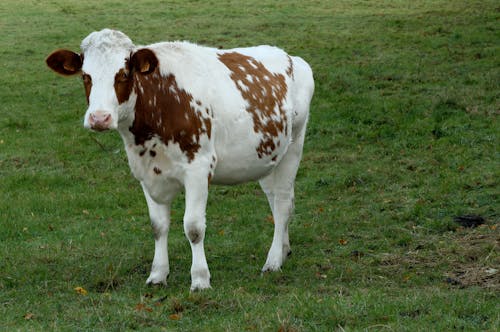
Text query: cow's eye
116 70 129 83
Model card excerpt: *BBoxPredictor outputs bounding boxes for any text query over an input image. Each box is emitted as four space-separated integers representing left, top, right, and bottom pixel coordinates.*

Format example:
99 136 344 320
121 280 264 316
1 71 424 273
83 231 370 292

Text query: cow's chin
84 119 119 132
90 125 110 132
85 122 115 132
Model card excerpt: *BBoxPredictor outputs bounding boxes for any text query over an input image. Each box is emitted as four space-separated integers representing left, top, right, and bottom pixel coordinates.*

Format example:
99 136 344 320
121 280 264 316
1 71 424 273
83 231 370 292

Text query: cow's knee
187 227 202 244
184 218 206 244
151 221 168 240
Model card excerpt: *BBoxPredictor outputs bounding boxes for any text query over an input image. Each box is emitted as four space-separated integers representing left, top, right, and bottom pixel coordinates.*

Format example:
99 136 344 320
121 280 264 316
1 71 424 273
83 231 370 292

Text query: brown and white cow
46 29 314 290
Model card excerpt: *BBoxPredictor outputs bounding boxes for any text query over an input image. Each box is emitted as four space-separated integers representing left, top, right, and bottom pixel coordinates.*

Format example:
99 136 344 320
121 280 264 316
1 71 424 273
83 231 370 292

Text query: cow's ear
46 49 82 76
130 48 158 75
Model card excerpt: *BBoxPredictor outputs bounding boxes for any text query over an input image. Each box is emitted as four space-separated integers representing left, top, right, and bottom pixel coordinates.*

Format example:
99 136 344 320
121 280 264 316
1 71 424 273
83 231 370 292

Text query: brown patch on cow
129 64 212 162
208 172 212 184
82 73 92 104
153 167 162 175
114 67 133 104
150 150 156 157
139 149 147 156
218 52 288 158
271 155 277 162
210 156 217 171
285 55 294 79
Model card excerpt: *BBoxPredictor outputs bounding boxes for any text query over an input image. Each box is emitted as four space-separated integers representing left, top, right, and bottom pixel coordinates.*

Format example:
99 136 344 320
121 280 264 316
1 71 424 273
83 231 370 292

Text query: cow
46 29 314 291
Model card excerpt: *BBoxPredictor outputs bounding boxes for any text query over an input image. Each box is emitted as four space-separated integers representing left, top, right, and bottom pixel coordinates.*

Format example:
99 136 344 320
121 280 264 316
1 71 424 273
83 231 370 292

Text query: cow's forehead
82 49 130 76
81 29 134 55
80 29 134 75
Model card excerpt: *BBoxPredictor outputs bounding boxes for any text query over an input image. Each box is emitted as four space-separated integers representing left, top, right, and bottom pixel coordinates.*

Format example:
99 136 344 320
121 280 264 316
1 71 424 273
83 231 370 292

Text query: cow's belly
211 158 275 185
211 129 290 185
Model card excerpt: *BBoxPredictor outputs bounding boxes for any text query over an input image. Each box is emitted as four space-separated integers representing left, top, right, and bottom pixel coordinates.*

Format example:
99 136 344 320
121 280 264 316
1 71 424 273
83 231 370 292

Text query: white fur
77 29 314 290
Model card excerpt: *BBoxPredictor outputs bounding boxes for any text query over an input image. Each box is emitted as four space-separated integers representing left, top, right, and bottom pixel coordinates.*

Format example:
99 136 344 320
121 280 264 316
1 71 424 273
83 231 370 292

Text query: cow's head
46 29 158 132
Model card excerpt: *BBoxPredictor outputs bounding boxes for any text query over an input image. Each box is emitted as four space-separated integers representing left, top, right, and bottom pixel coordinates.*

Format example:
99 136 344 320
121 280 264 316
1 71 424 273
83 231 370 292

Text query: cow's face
46 29 158 132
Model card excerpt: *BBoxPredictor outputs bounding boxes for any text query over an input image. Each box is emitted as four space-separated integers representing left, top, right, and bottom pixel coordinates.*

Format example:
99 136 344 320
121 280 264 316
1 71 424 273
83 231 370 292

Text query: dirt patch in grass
374 224 499 290
444 226 499 290
446 266 498 289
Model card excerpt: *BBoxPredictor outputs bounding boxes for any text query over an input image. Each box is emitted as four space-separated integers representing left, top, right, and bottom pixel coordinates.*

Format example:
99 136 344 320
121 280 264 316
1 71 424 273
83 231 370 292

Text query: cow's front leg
142 186 171 286
183 175 211 291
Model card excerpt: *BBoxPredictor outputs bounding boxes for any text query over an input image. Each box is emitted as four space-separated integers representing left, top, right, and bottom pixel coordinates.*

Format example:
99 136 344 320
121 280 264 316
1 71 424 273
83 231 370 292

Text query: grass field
1 0 499 330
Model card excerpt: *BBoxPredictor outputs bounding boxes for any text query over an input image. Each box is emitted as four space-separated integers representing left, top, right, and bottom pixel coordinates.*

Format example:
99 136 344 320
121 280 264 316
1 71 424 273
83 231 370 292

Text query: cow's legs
142 186 172 285
260 174 292 272
259 123 307 272
183 174 211 291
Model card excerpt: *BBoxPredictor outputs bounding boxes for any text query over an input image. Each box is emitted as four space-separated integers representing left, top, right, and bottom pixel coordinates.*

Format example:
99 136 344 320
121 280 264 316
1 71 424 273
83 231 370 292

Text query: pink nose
88 111 112 131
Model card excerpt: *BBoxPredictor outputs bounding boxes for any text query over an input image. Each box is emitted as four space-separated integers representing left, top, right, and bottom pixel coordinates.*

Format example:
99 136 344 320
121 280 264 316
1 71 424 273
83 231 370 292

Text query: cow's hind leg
142 186 172 286
259 175 292 271
259 124 306 272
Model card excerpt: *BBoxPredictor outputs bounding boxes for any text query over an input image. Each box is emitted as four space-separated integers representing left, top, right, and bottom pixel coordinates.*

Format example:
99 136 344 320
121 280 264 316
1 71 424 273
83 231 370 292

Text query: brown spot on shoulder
153 167 162 175
129 63 212 162
218 52 288 158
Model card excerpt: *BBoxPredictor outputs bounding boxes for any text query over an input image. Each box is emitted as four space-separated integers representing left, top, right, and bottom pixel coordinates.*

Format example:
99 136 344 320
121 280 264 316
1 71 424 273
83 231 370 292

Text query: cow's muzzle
88 111 112 131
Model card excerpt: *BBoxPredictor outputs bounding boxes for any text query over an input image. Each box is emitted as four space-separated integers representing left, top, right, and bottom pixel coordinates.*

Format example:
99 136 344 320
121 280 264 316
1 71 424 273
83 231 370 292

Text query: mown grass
1 0 499 330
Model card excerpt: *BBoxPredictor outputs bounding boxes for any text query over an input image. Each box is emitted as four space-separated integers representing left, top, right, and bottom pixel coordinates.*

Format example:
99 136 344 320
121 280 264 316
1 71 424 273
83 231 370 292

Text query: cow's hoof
190 280 211 292
190 268 210 291
262 253 284 272
261 262 282 273
146 279 167 287
146 273 168 286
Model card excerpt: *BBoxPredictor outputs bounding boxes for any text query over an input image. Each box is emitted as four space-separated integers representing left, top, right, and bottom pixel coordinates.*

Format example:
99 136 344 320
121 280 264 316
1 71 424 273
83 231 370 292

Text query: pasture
0 0 498 330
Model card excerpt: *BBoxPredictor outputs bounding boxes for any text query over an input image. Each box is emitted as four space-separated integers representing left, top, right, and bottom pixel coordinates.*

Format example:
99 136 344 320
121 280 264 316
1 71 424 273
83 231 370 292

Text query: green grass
1 0 499 330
